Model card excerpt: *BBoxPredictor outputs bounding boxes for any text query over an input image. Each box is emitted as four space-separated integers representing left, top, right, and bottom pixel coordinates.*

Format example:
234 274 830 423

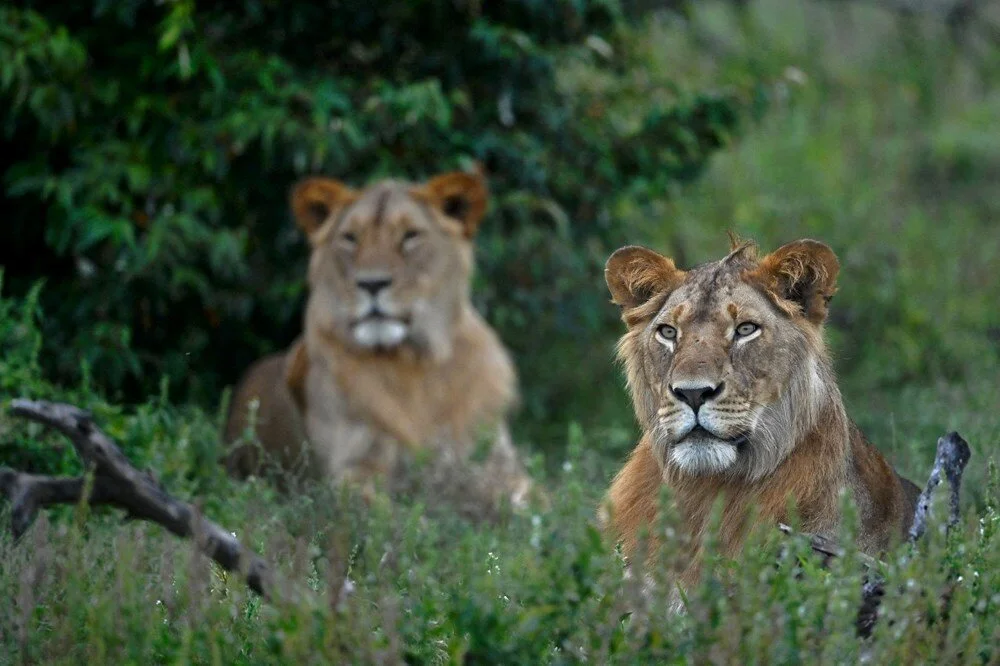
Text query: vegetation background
1 0 998 662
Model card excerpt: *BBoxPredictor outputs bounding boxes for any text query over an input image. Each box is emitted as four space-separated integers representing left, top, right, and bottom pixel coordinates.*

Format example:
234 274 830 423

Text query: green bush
0 277 226 497
0 1 750 451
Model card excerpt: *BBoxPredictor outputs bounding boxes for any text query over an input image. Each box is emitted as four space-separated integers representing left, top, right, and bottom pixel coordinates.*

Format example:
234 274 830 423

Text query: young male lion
223 170 532 509
601 238 920 586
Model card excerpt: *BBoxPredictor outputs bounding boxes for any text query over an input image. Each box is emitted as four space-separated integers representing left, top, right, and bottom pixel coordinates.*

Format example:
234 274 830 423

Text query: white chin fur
353 320 408 348
670 438 738 474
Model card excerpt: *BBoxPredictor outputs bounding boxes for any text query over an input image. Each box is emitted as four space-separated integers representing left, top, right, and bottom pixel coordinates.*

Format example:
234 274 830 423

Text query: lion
223 169 533 510
600 238 921 589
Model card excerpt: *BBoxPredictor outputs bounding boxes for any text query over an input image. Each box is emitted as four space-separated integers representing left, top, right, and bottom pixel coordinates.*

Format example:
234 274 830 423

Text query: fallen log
0 399 278 600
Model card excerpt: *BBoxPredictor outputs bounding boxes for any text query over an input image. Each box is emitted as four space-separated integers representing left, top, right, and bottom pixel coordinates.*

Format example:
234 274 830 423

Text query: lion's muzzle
351 275 410 349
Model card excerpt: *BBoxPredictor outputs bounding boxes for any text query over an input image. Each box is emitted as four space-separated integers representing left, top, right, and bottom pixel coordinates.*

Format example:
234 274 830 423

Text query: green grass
1 410 997 663
3 0 1000 662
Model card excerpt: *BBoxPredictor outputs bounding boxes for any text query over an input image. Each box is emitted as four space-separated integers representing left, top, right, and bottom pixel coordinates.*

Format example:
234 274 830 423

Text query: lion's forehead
342 185 430 234
308 182 473 293
661 267 771 327
649 270 810 389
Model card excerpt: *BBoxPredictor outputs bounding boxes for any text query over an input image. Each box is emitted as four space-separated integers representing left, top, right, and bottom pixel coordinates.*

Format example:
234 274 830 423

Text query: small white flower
783 66 808 86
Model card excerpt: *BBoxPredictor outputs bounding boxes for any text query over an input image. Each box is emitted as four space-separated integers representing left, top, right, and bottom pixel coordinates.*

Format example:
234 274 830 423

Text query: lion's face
291 171 488 360
606 240 840 481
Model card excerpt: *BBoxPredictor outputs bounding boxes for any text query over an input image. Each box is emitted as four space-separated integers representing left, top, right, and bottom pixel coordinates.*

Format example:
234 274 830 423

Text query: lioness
224 170 532 508
601 238 920 586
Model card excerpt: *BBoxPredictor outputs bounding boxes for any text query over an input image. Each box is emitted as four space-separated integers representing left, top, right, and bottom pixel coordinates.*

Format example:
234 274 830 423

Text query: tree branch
782 430 971 637
908 431 971 542
2 400 278 601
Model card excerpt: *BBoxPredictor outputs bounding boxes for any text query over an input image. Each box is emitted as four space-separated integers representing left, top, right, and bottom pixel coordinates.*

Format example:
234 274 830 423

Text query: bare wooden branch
855 578 886 638
778 522 842 561
857 432 970 637
1 400 277 600
778 431 971 638
777 522 883 568
0 470 121 538
908 431 971 542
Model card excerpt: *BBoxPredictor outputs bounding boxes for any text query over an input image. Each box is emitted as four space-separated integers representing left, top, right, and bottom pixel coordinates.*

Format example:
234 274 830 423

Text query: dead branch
908 431 971 542
858 431 970 636
782 431 971 638
1 400 277 601
778 522 882 568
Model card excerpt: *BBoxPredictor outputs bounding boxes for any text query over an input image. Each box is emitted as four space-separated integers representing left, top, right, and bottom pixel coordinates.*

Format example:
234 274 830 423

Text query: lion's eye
655 324 677 343
400 229 423 252
340 232 357 247
735 322 760 337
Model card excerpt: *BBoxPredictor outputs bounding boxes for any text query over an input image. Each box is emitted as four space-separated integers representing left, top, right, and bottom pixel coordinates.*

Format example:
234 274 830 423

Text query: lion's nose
356 276 392 296
670 382 724 413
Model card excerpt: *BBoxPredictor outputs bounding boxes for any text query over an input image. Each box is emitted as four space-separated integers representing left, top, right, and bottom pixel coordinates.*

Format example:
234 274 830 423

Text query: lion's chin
669 429 739 475
353 318 408 350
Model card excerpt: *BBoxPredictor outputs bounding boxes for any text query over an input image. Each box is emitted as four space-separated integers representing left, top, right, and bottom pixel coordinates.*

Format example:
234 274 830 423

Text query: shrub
0 2 751 451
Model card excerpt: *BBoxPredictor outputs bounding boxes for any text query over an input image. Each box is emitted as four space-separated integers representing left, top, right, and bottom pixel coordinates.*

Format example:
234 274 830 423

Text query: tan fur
601 238 919 589
223 347 309 480
224 170 532 507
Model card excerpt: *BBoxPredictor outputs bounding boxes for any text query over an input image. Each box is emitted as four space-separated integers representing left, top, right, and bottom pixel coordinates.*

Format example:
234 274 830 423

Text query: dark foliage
0 1 748 447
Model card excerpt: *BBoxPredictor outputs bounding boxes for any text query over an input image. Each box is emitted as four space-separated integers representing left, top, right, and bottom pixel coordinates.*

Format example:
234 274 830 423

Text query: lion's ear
290 177 358 240
752 239 839 324
605 246 685 310
415 169 488 238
